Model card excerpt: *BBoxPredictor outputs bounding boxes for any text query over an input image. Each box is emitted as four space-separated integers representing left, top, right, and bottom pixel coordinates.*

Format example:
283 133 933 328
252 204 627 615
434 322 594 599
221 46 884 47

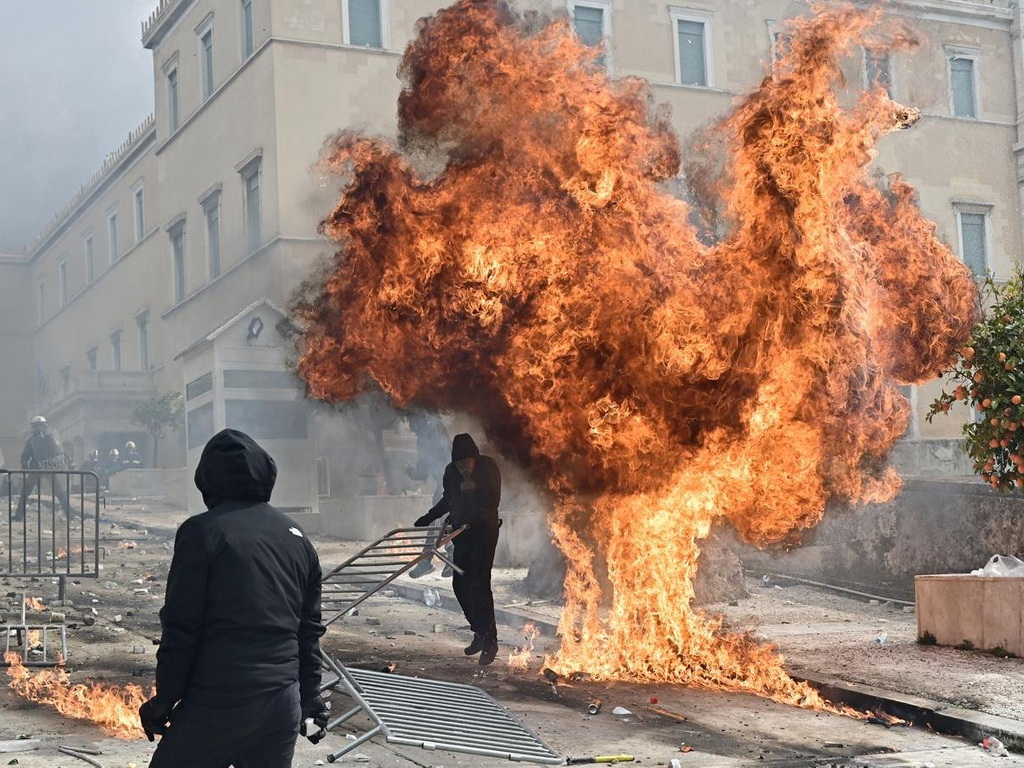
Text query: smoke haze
0 1 153 252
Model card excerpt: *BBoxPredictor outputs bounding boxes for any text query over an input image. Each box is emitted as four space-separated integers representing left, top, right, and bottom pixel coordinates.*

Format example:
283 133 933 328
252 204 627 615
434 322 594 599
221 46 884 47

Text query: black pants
148 682 300 768
16 474 69 518
452 525 499 643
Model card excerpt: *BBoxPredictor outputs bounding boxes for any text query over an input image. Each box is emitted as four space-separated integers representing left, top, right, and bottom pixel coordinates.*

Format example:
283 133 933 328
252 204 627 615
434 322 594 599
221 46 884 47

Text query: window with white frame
167 65 180 132
170 221 187 303
37 282 45 326
58 260 67 308
672 8 712 87
569 2 611 68
241 159 262 253
110 329 122 372
137 312 150 371
133 183 146 242
864 48 892 97
241 0 255 59
202 190 222 279
947 47 978 118
84 234 94 284
108 211 119 263
346 0 385 48
199 20 215 100
955 205 990 279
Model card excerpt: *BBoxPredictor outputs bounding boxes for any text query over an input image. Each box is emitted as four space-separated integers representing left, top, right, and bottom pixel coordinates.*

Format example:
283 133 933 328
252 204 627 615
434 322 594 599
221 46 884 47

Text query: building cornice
142 0 198 49
862 0 1014 31
27 116 156 261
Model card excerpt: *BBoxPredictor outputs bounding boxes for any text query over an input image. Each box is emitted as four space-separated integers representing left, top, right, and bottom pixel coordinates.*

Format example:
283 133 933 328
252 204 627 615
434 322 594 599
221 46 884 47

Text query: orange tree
929 269 1024 490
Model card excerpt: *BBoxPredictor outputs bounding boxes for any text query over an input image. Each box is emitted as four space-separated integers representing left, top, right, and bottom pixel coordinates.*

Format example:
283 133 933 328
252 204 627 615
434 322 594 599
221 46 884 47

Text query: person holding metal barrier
414 433 502 665
14 416 70 521
140 429 328 767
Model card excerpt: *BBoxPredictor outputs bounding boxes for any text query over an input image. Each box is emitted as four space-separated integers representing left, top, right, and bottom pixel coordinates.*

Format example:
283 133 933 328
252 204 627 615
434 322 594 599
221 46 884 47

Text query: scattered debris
612 706 632 716
365 617 381 626
875 630 887 645
566 755 634 765
646 705 687 722
58 745 104 767
433 624 444 633
823 741 844 748
587 699 602 715
980 736 1009 757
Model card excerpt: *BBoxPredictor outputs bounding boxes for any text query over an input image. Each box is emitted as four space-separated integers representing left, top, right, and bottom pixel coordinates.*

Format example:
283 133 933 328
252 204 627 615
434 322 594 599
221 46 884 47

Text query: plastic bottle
875 630 887 646
423 587 440 607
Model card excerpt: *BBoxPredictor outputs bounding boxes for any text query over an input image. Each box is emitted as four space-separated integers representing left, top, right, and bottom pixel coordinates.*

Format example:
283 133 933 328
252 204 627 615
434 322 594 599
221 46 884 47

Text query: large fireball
292 0 979 703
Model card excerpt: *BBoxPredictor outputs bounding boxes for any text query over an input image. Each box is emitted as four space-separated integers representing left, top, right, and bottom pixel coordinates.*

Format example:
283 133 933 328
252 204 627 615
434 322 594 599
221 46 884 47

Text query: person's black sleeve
481 458 501 510
298 542 326 705
155 519 209 705
421 463 457 524
20 440 31 469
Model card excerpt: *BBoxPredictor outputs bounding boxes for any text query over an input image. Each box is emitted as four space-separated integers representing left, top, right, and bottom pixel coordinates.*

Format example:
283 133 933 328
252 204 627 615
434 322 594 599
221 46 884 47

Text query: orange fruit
982 398 992 408
999 352 1008 362
992 418 1001 427
974 371 985 383
1013 395 1022 405
963 347 976 360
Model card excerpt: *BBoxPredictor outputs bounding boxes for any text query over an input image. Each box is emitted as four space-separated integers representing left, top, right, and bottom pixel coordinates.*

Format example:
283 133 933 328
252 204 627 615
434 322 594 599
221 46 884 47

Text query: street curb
388 577 1024 753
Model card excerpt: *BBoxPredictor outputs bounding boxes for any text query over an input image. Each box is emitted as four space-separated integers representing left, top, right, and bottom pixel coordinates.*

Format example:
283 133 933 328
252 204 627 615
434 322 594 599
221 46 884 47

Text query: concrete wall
739 479 1024 596
109 468 190 507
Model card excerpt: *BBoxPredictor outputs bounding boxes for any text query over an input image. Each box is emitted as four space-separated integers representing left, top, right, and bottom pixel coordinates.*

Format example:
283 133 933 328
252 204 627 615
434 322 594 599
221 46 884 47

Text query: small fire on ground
4 652 150 739
507 622 540 671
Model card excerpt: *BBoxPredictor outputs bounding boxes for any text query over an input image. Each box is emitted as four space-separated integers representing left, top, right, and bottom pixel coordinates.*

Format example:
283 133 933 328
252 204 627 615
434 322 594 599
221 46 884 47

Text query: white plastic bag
971 554 1024 577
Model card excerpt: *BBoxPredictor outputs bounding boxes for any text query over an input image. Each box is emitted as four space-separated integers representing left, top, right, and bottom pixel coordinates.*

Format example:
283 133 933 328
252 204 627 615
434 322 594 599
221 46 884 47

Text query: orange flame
4 652 150 738
507 622 540 671
291 0 979 705
25 596 46 611
119 540 137 549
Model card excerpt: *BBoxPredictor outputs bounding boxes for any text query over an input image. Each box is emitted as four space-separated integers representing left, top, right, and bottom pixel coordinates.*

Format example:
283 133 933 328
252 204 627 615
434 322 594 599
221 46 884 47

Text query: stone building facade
1 0 1021 512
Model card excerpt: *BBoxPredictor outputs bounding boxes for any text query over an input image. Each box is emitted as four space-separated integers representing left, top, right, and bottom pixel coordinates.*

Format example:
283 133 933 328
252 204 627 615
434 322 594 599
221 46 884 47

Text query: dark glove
300 695 330 744
413 514 433 527
139 696 173 742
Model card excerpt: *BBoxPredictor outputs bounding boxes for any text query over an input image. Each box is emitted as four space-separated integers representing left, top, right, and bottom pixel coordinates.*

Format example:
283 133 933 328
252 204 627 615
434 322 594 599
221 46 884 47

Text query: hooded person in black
415 433 501 665
140 429 327 768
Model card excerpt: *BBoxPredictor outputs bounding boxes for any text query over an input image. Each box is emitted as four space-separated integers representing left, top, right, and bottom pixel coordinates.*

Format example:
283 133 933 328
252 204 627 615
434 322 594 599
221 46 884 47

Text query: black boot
464 634 486 656
478 639 499 666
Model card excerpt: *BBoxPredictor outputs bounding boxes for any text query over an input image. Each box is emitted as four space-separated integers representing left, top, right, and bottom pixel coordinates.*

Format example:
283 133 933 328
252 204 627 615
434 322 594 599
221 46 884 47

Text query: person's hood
451 433 480 461
194 429 277 508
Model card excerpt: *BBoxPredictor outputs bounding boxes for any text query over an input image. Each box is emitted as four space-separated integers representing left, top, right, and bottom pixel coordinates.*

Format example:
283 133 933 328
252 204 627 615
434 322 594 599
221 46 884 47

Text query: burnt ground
0 497 1021 767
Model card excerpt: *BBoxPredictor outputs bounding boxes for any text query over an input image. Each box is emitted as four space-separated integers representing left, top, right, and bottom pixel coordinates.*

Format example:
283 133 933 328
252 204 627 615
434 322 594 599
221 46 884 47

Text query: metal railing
1 470 101 602
320 525 465 627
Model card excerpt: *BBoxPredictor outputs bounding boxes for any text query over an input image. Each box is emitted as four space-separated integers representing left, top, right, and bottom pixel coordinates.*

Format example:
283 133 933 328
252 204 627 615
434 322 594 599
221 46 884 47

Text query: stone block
916 574 1024 655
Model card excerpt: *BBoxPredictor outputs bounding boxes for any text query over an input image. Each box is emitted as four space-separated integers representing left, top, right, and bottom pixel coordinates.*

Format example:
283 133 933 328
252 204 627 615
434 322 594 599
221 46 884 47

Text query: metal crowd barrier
320 525 466 626
319 656 562 764
1 469 102 604
317 524 562 764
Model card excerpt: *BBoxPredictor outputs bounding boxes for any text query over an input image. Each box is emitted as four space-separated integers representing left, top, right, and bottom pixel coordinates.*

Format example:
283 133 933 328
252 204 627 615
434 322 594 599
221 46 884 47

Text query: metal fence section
1 470 101 598
320 525 465 626
319 656 562 764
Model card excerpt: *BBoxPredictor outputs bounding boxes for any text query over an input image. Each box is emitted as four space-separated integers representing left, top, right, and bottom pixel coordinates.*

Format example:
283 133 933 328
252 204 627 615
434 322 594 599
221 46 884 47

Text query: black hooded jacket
156 429 324 708
421 434 501 530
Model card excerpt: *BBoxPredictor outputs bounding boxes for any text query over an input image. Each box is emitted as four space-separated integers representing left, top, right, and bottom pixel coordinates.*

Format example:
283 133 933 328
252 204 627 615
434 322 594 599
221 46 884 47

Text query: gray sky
0 1 155 253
